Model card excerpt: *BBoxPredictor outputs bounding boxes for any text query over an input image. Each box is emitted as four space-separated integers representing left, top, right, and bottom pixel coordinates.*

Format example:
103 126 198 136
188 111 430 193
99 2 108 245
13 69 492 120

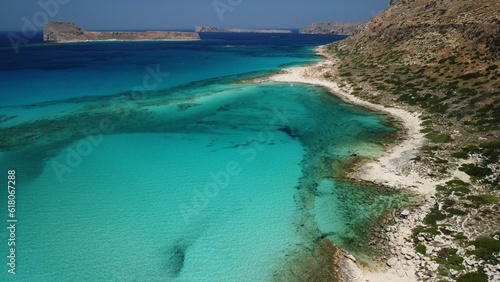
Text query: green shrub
442 198 455 208
436 248 465 270
426 132 454 143
458 87 477 94
470 237 500 264
438 267 448 276
486 65 498 71
452 145 481 160
428 103 450 113
447 208 467 216
439 227 454 235
435 180 471 196
424 207 446 225
481 141 500 149
456 271 488 282
459 72 484 80
438 58 447 64
459 164 492 178
434 158 449 164
416 244 427 255
412 225 440 244
420 127 434 133
421 119 433 126
467 194 500 205
451 151 469 159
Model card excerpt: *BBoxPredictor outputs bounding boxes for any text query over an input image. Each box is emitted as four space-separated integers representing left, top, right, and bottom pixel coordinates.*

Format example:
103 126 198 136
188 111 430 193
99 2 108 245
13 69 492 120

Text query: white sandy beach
258 45 446 282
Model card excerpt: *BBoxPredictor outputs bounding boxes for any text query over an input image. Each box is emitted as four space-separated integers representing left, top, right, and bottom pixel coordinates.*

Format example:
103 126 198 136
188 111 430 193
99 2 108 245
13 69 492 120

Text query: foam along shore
257 45 448 281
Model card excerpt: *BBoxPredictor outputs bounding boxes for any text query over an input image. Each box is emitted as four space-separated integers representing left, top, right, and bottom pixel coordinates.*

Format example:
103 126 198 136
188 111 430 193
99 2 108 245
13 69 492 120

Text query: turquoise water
19 132 304 281
0 34 406 280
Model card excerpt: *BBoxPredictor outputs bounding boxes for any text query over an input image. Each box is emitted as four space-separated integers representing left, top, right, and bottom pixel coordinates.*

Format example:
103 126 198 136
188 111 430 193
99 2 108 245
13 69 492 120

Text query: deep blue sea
0 32 406 281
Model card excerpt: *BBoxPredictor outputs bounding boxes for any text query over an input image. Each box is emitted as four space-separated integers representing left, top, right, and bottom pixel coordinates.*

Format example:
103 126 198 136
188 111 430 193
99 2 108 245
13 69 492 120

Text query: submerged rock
165 244 187 278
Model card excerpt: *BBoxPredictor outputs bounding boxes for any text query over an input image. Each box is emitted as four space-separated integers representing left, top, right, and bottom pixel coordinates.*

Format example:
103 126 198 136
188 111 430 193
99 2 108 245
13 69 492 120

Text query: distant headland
299 22 360 36
43 22 200 43
194 26 292 34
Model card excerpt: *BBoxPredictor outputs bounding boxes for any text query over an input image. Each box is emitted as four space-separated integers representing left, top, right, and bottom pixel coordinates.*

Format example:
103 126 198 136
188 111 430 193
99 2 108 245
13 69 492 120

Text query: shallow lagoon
0 35 408 280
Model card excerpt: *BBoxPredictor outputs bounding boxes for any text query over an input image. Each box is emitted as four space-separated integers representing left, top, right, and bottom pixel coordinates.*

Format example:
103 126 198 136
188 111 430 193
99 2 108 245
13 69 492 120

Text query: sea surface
0 32 407 281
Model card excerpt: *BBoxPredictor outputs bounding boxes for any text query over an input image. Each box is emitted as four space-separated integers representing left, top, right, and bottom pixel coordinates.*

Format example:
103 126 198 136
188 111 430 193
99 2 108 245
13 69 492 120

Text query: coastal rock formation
44 22 200 42
323 0 499 280
349 0 499 60
299 22 360 36
194 26 292 34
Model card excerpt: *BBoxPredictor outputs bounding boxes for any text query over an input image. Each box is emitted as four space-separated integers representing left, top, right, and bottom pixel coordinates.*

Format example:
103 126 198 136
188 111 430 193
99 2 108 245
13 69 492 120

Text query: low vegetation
323 0 499 280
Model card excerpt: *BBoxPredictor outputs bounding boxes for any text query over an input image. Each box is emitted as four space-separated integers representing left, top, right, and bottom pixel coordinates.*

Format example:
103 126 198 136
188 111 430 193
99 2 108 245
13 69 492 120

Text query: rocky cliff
44 22 200 42
299 22 360 36
194 26 292 34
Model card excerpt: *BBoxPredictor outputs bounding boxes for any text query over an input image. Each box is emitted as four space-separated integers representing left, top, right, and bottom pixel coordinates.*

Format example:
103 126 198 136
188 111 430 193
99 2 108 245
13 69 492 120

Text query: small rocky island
195 26 292 34
299 22 360 36
44 22 200 43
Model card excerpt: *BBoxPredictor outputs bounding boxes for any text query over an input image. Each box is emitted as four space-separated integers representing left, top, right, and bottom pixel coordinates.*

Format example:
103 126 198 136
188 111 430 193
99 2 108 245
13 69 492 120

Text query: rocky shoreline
255 45 433 281
265 43 500 281
253 44 497 281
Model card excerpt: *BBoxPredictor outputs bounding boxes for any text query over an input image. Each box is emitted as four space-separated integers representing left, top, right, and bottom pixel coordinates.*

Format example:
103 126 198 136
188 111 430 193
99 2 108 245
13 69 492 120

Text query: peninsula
299 22 360 36
194 26 292 34
43 22 200 43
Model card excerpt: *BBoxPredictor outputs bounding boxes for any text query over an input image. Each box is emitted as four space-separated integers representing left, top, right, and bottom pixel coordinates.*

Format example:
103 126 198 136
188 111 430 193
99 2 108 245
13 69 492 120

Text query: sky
0 0 390 31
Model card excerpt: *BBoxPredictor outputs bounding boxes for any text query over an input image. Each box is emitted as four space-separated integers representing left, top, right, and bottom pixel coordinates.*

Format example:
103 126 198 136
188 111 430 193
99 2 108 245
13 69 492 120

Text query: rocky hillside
299 22 360 36
194 26 292 33
335 0 499 132
324 0 499 281
44 22 200 42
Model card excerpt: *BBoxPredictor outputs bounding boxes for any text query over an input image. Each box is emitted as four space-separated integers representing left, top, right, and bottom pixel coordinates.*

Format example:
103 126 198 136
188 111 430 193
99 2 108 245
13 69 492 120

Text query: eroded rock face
348 0 499 59
43 22 84 42
299 22 360 36
43 22 200 42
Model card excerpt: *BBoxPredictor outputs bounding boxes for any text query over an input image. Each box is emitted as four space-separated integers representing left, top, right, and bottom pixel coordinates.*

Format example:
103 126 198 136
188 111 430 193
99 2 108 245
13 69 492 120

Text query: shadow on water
164 243 187 279
0 152 46 182
0 141 74 182
163 225 208 280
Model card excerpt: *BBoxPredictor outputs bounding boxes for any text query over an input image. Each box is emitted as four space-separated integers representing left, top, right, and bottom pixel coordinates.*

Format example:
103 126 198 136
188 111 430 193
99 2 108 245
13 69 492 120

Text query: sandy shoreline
258 45 443 281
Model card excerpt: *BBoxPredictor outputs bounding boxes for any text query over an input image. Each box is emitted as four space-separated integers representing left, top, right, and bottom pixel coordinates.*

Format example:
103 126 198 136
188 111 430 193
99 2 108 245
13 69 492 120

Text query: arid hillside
324 0 499 280
328 0 499 178
334 0 499 134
